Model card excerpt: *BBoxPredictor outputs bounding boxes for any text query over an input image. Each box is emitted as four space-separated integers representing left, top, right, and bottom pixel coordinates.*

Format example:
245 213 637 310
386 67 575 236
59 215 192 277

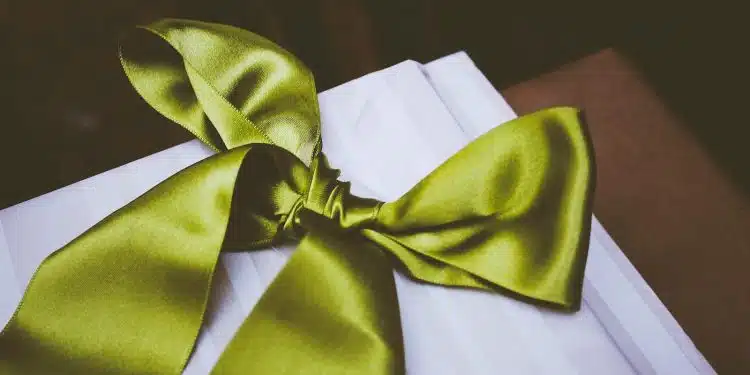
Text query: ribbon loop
120 18 321 163
370 108 593 309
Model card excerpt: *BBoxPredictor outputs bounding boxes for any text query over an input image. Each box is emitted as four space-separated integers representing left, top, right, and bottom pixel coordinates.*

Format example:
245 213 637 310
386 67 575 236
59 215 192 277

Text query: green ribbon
0 19 594 375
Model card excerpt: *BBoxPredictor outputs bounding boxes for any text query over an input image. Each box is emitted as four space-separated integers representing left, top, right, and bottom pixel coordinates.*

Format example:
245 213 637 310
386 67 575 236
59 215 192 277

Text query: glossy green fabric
0 19 594 375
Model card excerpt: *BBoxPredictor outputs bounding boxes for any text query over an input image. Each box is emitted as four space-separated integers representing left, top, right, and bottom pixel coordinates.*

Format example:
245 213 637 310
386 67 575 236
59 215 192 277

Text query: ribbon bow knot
0 19 594 375
258 148 382 239
297 154 382 231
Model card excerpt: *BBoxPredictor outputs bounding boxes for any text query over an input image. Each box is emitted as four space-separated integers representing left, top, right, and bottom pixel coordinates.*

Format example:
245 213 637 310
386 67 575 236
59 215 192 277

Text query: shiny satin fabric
0 19 594 375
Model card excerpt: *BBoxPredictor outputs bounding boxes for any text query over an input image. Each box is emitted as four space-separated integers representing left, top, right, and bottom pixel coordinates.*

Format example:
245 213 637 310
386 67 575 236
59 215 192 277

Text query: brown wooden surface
504 49 750 374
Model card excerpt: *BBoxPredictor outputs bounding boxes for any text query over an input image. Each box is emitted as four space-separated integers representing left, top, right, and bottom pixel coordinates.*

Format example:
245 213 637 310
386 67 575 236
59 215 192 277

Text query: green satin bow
0 19 593 375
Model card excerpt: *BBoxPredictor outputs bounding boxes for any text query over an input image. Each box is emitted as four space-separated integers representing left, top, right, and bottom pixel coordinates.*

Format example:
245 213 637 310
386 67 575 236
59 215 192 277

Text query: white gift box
0 53 714 375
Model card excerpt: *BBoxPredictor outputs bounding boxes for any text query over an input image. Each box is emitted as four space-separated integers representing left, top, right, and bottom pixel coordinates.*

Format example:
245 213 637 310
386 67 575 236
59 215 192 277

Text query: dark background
1 1 746 208
1 1 748 373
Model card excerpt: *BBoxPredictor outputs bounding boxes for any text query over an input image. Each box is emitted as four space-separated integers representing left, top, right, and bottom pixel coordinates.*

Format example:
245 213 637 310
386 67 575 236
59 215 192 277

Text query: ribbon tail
0 147 253 375
213 209 404 375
